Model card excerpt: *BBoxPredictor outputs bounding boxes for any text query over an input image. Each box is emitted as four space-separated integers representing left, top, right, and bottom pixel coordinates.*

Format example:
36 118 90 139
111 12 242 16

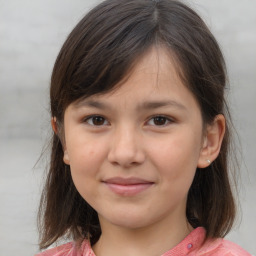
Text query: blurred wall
0 0 255 255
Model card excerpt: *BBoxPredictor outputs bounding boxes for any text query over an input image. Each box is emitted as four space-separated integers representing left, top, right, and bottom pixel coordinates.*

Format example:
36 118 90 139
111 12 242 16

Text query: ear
197 114 225 168
51 117 70 165
51 117 58 134
63 147 70 165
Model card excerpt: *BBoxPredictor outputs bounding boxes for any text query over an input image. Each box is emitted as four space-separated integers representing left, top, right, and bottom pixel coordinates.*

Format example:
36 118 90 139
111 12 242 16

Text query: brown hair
38 0 236 249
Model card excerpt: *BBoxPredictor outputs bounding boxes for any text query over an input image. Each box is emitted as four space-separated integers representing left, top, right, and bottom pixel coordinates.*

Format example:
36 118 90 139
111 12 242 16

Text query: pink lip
103 177 154 196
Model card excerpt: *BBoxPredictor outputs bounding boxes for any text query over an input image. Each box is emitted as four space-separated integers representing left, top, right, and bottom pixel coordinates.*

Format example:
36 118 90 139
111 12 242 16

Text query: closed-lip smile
103 177 154 196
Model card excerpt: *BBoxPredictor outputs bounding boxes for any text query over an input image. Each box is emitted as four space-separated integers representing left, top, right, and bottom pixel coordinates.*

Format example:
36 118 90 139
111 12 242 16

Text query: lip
103 177 154 196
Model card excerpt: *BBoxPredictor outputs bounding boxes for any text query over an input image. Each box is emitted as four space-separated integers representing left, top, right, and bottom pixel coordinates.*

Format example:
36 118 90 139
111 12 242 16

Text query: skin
60 47 225 256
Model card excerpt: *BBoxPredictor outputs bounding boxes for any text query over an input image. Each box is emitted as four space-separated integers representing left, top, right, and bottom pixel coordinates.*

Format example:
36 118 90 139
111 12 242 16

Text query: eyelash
83 115 109 126
147 115 174 126
83 115 174 127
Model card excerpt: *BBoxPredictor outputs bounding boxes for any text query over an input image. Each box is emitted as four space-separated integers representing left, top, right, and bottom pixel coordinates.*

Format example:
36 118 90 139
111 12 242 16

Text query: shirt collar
161 227 206 256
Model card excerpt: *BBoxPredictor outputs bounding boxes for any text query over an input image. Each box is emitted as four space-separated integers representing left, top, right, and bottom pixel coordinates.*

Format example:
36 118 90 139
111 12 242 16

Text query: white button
187 243 193 249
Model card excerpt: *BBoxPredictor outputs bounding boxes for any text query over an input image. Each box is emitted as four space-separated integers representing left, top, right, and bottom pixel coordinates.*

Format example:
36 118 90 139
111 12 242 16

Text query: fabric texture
35 227 251 256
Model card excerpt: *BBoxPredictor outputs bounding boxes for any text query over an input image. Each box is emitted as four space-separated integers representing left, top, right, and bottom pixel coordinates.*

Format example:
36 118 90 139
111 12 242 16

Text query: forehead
79 47 182 98
120 47 180 89
72 47 200 113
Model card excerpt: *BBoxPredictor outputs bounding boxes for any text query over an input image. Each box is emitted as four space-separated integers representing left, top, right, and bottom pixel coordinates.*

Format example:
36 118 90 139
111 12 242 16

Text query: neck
92 215 193 256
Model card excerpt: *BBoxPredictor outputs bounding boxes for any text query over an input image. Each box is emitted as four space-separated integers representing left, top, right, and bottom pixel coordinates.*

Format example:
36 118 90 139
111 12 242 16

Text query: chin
112 220 147 230
101 210 155 230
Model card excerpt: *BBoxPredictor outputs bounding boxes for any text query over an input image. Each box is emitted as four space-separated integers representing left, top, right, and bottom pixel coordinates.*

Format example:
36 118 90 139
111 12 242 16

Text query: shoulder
196 238 252 256
218 240 252 256
35 242 74 256
35 240 93 256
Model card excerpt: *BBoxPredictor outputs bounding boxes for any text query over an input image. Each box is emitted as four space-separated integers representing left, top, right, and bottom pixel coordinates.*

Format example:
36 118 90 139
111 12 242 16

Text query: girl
36 0 251 255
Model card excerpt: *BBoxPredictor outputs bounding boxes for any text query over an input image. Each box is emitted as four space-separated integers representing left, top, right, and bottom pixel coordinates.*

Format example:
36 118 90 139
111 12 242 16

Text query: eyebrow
75 100 107 109
75 99 187 111
139 100 187 111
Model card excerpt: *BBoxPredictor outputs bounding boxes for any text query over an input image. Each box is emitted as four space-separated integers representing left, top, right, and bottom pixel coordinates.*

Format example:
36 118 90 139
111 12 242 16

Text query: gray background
0 0 255 255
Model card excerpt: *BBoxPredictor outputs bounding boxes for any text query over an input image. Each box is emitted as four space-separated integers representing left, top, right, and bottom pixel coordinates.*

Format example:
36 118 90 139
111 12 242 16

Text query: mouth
102 177 154 196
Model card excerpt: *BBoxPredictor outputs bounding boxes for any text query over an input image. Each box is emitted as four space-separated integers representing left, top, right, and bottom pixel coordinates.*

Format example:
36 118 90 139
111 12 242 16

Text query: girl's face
63 48 206 231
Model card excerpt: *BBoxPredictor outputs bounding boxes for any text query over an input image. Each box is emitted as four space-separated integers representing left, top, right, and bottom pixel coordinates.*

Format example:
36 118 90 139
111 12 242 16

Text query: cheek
147 129 202 179
67 138 108 178
67 141 108 201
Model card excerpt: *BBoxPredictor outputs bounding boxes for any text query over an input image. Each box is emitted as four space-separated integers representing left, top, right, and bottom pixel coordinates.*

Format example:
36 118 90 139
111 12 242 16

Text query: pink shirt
35 227 251 256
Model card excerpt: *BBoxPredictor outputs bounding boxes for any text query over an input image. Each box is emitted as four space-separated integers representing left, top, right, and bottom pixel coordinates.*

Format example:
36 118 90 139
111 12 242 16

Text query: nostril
107 148 145 167
107 131 145 167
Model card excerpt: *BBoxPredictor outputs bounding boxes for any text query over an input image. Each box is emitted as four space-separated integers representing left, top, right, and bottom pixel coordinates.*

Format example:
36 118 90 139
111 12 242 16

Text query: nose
107 126 145 168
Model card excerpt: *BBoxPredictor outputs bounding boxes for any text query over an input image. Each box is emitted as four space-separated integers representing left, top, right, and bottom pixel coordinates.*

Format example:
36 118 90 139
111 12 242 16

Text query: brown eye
147 116 172 126
85 116 108 126
153 116 168 125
